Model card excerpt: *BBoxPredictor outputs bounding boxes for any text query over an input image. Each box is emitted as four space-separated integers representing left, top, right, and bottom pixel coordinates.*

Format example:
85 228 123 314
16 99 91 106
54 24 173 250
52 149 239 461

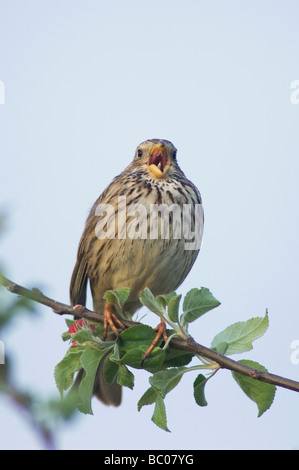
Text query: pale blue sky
1 0 299 450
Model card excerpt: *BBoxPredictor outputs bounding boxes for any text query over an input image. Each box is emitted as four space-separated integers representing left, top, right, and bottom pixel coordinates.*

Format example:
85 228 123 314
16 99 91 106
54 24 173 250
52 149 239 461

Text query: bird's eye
173 150 177 159
137 148 143 158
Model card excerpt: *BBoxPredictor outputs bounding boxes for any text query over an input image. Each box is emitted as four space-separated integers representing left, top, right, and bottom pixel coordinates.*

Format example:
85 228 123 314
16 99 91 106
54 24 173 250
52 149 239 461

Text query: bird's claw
103 302 126 340
141 319 168 365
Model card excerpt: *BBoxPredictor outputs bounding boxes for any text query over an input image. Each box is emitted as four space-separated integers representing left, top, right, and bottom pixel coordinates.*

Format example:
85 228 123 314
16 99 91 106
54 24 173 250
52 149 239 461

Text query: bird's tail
93 352 122 406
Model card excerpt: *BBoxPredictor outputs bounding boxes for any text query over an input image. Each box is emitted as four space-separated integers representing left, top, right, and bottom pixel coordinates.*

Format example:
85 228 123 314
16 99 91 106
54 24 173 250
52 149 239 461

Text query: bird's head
132 139 178 180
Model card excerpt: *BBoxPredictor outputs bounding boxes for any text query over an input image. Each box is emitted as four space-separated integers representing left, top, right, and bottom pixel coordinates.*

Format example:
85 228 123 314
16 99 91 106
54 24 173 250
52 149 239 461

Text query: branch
171 337 299 392
0 274 104 323
1 274 299 393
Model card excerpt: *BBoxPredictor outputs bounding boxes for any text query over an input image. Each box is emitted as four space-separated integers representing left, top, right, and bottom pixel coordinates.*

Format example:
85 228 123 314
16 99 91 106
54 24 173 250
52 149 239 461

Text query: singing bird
70 139 204 406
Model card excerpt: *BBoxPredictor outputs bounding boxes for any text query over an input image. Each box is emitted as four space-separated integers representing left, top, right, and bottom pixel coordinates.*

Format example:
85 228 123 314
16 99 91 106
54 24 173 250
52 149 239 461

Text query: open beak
148 143 170 179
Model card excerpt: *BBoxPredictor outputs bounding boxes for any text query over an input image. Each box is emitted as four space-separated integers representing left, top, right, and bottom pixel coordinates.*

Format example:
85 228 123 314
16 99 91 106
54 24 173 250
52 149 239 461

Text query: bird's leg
103 302 126 340
142 318 168 362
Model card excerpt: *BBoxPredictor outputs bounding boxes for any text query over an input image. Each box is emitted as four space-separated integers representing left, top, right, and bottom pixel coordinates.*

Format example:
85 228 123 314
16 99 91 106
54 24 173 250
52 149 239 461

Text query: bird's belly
89 180 203 310
104 236 198 299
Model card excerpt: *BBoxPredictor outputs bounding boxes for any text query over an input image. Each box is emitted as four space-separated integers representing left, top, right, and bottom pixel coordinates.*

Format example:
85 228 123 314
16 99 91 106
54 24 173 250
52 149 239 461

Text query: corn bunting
70 139 204 406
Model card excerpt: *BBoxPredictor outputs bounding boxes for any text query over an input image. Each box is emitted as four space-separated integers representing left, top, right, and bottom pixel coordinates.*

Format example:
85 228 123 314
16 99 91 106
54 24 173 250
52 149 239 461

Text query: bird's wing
69 171 134 307
69 187 111 307
70 237 88 307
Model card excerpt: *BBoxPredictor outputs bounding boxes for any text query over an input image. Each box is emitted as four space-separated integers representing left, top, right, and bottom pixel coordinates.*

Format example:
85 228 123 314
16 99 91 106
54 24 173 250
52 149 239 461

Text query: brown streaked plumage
70 138 204 406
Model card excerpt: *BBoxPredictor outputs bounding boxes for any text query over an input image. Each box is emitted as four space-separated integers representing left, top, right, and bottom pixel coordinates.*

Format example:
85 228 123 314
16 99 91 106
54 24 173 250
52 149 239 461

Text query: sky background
1 0 299 450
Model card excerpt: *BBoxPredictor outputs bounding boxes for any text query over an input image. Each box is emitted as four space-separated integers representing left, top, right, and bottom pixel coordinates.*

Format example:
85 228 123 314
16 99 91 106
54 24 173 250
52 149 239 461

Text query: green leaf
119 348 145 368
118 324 159 351
182 288 221 324
137 387 158 411
193 374 208 407
232 360 276 417
167 294 182 323
77 348 106 414
103 353 119 384
156 292 176 310
54 350 83 397
149 367 186 398
71 328 95 345
109 343 122 363
139 288 164 315
117 364 135 389
163 347 194 368
91 321 105 337
62 331 71 342
212 341 228 355
121 347 165 372
151 395 170 432
65 319 76 329
142 348 166 373
103 287 130 313
211 311 269 356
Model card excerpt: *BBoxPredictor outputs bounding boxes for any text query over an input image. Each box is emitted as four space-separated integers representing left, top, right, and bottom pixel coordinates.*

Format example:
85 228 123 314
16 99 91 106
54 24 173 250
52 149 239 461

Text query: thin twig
171 337 299 392
1 274 299 393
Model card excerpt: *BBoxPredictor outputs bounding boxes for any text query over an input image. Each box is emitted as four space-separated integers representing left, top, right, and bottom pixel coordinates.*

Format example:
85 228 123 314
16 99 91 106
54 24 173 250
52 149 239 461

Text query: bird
70 138 204 406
